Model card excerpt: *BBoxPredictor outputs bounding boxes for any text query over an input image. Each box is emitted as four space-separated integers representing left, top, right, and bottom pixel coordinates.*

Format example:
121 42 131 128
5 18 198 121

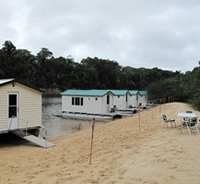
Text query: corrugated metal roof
0 78 43 93
61 89 148 96
110 90 128 96
61 90 110 96
129 90 138 95
139 91 148 96
0 78 14 85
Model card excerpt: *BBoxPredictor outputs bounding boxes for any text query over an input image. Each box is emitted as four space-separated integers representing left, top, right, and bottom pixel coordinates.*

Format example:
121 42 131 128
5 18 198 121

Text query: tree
1 40 200 110
37 48 53 63
36 48 54 88
81 57 122 89
2 40 16 56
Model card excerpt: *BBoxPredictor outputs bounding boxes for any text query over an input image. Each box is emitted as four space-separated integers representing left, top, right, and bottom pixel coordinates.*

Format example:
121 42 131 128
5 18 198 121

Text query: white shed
129 90 139 107
61 89 148 115
0 79 43 134
138 91 148 107
110 90 129 109
61 90 114 114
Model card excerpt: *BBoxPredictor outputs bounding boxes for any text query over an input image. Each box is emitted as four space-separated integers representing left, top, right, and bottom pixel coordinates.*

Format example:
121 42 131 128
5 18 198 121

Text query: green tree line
0 41 200 110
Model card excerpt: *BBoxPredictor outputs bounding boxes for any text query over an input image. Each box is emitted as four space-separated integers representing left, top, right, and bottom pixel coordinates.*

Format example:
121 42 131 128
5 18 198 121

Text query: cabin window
95 97 98 101
75 97 80 105
72 97 83 106
118 95 120 98
8 94 17 118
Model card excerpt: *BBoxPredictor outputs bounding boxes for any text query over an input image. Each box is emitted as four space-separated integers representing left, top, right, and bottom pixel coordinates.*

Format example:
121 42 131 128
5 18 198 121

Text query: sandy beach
1 102 200 184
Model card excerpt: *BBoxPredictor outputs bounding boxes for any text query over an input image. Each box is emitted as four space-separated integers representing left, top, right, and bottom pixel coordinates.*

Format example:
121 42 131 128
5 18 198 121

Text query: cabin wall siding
102 95 107 113
0 83 42 131
129 95 138 107
62 95 110 114
138 95 148 105
0 85 8 130
113 96 126 109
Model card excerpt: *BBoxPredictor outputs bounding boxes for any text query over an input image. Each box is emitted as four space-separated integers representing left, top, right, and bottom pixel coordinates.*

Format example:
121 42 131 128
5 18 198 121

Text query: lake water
42 97 108 138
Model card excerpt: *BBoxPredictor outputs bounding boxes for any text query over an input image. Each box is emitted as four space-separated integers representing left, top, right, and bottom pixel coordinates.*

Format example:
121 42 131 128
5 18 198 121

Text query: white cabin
61 89 148 114
129 90 139 107
61 90 114 114
110 90 129 109
138 91 148 107
0 79 43 134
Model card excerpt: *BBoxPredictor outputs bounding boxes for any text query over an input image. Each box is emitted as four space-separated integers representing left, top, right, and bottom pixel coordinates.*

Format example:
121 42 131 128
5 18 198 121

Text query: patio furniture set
162 110 200 135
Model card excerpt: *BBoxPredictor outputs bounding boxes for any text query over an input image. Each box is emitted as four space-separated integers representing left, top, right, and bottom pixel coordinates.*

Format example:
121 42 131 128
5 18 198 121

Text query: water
42 97 107 138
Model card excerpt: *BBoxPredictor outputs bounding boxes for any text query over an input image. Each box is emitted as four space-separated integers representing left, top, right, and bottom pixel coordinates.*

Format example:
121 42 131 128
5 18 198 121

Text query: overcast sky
1 0 200 72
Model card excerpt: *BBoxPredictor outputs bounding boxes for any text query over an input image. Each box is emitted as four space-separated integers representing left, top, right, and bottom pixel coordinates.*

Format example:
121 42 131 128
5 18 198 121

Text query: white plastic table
178 112 199 135
178 112 196 118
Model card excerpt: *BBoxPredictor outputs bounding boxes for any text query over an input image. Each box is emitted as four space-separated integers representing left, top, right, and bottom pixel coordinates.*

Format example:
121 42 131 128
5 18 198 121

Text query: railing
9 116 47 139
21 117 47 138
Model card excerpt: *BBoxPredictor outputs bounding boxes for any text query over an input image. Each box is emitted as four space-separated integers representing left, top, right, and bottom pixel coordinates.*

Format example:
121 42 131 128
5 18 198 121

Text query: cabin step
11 130 55 148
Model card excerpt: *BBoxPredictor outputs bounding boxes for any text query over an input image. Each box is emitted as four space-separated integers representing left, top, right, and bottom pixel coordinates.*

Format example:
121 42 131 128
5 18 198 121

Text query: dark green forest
1 41 200 110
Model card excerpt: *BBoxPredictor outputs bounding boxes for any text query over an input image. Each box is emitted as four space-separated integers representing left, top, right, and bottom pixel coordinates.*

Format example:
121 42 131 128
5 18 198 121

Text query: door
8 93 19 130
106 94 110 112
126 94 128 108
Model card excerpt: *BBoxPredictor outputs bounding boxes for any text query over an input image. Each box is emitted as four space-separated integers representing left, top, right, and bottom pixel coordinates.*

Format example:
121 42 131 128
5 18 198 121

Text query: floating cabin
0 79 43 135
129 90 139 107
61 90 112 114
111 90 129 109
61 89 148 116
138 91 148 107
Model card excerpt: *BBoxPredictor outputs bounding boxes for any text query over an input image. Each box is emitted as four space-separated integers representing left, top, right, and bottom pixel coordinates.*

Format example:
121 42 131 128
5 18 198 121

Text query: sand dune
0 102 200 184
